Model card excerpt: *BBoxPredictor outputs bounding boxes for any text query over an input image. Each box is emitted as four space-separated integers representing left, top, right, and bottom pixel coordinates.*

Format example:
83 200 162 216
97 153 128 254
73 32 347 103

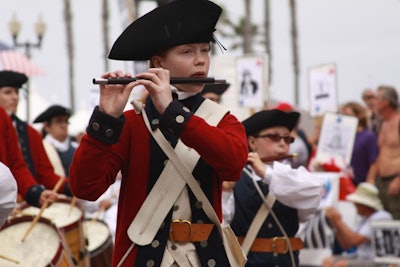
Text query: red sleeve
0 108 37 198
181 113 248 182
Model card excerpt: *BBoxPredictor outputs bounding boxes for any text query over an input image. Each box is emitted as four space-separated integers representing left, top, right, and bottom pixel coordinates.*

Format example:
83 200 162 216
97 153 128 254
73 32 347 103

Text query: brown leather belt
169 219 214 244
237 237 304 254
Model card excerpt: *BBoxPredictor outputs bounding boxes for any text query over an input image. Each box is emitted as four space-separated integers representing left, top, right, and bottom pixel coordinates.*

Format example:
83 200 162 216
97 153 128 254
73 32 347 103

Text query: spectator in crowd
366 85 400 220
361 88 381 135
322 182 392 267
340 101 379 186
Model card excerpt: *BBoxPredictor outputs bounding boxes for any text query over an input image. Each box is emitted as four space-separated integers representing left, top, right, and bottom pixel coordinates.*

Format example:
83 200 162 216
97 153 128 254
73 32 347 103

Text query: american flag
0 41 44 76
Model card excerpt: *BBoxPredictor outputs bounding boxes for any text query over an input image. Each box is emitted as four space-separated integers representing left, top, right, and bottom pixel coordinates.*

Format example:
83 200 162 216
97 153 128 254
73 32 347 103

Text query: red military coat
0 107 38 198
70 99 248 266
18 119 68 192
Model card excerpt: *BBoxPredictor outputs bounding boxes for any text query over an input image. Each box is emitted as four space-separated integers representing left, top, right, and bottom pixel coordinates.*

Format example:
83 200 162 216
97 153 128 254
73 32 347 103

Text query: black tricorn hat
108 0 222 60
33 105 71 123
242 109 300 136
0 71 28 89
202 83 230 96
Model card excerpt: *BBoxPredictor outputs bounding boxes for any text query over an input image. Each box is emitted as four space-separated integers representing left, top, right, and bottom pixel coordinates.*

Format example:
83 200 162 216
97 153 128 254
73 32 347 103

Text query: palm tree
289 0 300 105
102 0 110 71
216 3 262 54
264 0 272 85
63 0 75 113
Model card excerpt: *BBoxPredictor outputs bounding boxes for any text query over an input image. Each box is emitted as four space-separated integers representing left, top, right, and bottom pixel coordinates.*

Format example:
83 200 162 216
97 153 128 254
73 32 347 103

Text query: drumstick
0 254 20 264
21 178 65 242
68 196 77 216
90 205 106 223
90 192 119 223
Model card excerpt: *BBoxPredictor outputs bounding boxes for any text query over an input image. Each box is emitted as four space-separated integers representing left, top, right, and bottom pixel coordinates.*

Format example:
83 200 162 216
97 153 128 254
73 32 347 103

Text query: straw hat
346 182 383 210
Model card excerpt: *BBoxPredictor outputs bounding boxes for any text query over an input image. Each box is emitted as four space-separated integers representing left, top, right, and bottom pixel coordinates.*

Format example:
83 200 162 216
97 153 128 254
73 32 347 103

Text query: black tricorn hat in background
202 83 230 96
242 109 300 136
33 105 72 123
0 70 28 89
108 0 222 61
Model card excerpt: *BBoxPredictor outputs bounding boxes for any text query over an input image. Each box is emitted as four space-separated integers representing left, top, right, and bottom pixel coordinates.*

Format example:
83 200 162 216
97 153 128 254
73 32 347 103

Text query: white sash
127 99 227 245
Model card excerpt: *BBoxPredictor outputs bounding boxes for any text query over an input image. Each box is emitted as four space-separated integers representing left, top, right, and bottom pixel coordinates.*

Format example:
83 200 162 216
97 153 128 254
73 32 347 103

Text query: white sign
316 112 358 168
236 54 268 109
371 220 400 264
309 63 337 117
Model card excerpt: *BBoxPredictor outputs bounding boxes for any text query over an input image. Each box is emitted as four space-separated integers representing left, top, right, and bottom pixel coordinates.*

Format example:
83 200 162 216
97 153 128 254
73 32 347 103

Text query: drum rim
19 198 84 231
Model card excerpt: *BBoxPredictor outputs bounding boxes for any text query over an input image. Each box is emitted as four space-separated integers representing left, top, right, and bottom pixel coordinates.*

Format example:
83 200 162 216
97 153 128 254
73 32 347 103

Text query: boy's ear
247 136 256 151
151 56 163 68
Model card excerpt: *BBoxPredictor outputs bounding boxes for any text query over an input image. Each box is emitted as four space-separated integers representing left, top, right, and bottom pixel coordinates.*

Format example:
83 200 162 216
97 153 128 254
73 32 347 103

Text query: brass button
146 260 155 267
176 115 184 123
183 107 190 112
151 240 160 248
171 244 177 250
200 240 208 247
195 201 202 209
151 118 159 125
207 259 216 267
92 122 100 131
105 128 114 137
173 205 179 211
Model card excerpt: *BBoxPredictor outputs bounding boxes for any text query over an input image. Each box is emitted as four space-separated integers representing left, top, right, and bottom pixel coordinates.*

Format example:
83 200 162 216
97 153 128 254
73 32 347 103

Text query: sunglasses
255 133 295 144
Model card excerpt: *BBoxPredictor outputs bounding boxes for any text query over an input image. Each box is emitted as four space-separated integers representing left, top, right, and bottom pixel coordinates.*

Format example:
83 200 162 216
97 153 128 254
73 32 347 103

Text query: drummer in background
0 161 17 228
225 109 322 267
34 104 119 238
201 82 230 104
0 106 58 207
0 71 72 200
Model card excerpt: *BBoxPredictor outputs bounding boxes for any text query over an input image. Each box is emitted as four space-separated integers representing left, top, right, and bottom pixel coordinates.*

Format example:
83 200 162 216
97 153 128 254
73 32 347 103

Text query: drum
20 198 89 267
83 219 114 267
0 216 74 267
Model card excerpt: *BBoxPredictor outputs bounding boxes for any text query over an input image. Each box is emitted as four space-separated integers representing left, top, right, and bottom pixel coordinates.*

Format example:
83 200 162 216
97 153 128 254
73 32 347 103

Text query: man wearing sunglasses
224 109 322 267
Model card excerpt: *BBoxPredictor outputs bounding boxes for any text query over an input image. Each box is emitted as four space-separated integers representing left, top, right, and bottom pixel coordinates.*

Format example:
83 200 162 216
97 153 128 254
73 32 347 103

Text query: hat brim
346 193 382 210
109 0 222 61
202 83 230 96
242 109 300 136
0 71 28 88
33 105 71 123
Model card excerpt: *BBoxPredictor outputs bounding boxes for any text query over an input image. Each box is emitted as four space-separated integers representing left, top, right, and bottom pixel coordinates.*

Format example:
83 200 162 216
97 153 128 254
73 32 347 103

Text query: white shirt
0 162 17 228
223 161 323 225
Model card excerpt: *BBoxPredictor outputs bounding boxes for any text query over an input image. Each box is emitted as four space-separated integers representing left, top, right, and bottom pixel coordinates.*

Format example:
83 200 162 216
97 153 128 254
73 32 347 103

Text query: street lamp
8 14 46 121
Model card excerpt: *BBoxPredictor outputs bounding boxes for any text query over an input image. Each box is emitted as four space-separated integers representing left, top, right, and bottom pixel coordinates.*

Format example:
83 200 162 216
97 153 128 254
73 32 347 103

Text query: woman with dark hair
340 101 379 186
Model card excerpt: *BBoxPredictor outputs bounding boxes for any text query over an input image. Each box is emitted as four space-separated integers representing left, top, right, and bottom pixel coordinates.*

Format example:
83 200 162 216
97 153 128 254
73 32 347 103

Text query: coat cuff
159 100 192 137
86 106 125 144
26 184 46 207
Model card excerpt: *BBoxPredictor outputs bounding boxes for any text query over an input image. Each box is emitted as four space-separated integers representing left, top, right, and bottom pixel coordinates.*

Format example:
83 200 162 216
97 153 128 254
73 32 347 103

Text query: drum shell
83 219 114 267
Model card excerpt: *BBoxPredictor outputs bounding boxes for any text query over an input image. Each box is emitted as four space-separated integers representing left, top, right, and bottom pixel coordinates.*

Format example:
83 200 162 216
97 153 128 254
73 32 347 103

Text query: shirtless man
366 85 400 220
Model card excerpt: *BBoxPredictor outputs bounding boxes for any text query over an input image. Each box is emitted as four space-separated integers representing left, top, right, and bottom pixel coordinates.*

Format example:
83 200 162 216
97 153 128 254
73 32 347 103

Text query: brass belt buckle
170 219 192 244
272 237 289 254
